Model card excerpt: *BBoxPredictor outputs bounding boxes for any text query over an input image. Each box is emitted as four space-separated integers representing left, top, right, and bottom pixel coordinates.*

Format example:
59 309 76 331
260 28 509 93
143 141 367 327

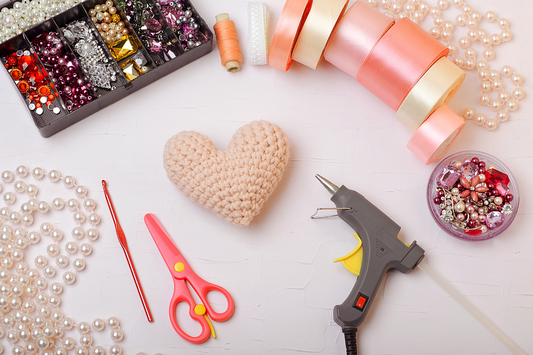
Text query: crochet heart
164 121 290 227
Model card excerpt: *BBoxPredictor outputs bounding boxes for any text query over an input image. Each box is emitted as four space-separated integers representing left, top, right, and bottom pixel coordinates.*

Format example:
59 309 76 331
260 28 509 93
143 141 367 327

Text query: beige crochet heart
164 121 290 227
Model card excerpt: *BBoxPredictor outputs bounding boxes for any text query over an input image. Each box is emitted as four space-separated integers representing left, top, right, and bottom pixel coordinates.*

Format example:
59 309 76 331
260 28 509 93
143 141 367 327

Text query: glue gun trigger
334 233 364 276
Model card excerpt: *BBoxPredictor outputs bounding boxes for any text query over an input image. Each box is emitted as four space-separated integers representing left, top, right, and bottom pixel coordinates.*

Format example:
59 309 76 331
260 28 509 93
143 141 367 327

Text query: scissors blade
144 213 184 272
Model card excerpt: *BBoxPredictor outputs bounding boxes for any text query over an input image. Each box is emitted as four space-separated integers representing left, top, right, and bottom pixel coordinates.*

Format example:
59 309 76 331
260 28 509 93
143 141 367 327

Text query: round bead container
427 151 519 241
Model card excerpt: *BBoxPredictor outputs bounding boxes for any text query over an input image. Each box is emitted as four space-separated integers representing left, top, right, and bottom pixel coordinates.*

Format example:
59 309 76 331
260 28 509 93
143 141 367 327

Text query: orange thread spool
214 13 243 73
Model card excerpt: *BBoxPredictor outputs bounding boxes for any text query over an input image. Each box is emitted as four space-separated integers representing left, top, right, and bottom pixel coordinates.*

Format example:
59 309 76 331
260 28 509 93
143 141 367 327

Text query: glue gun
315 175 425 354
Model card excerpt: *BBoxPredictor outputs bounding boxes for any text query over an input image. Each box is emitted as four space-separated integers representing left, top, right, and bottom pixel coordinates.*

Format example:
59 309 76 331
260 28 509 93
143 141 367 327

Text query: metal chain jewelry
366 0 525 130
0 166 127 355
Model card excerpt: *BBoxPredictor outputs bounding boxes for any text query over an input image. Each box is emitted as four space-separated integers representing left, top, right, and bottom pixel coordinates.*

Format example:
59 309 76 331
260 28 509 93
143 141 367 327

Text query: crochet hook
102 180 154 323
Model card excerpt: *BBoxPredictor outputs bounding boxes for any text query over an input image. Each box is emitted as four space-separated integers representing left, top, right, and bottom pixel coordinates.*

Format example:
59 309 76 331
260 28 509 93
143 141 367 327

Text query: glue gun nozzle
315 174 339 195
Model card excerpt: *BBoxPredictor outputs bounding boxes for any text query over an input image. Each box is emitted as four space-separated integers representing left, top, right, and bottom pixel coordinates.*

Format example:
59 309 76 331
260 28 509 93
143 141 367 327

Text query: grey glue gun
315 175 425 354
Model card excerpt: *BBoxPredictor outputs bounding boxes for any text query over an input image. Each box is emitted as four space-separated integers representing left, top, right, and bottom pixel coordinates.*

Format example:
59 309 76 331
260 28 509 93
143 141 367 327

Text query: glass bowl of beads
427 151 519 241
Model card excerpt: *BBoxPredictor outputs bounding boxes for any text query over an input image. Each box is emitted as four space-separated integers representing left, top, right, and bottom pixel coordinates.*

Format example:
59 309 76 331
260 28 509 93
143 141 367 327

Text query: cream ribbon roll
248 2 270 65
291 0 348 70
324 1 394 78
269 0 313 71
396 57 466 132
407 105 465 165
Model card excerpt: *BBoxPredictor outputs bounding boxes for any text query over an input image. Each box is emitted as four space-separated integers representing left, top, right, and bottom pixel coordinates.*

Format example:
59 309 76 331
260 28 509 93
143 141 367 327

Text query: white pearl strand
0 166 127 355
366 0 525 131
0 0 84 44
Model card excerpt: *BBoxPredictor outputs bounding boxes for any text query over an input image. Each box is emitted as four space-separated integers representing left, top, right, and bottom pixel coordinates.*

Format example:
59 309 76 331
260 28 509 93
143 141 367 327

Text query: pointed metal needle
315 174 339 195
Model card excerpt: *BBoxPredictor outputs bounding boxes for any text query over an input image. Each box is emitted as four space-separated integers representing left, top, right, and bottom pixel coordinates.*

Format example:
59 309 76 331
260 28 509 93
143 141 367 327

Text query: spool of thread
214 13 243 73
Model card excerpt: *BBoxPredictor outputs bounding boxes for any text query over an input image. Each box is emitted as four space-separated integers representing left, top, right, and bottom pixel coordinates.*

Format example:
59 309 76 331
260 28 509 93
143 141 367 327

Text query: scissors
144 213 235 344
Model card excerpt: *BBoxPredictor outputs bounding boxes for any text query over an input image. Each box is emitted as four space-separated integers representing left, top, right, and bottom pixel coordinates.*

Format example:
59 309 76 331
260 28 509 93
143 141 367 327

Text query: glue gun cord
418 260 526 355
343 327 358 355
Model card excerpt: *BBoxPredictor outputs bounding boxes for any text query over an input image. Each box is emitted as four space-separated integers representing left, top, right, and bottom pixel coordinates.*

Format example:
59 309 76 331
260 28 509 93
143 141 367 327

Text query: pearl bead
506 99 519 111
32 167 45 179
109 345 122 355
455 13 466 26
92 346 105 355
86 228 98 241
14 180 27 193
43 265 56 278
474 113 486 126
3 192 16 205
37 201 49 213
490 99 502 112
56 255 68 267
80 243 92 256
47 244 59 256
48 170 60 182
80 334 93 346
35 255 48 268
26 184 38 196
51 229 63 242
479 93 490 106
482 48 494 60
35 278 48 290
88 213 100 225
484 119 498 131
50 282 63 295
107 317 119 329
73 258 85 271
461 107 475 120
74 211 86 224
52 198 65 210
67 199 79 211
16 166 28 177
63 271 76 284
63 176 75 188
111 329 123 342
72 226 85 239
77 321 90 334
512 88 525 100
501 30 512 42
40 222 53 235
75 186 87 197
92 318 106 331
75 347 89 355
1 171 14 183
83 199 96 211
498 91 510 103
62 317 74 330
511 74 523 85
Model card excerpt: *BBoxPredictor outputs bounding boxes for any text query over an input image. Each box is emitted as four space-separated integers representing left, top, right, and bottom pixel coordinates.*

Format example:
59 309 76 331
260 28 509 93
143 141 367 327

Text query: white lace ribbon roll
247 2 269 65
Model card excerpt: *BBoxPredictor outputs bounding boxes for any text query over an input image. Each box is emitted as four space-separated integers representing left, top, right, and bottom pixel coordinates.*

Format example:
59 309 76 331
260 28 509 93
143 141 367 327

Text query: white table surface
1 0 532 354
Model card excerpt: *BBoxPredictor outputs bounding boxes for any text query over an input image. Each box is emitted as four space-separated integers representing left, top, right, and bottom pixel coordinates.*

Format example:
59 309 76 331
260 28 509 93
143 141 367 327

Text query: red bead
506 194 514 202
48 94 55 101
471 157 479 164
479 161 486 168
17 80 30 94
465 229 482 236
433 197 441 204
36 103 42 108
10 68 23 81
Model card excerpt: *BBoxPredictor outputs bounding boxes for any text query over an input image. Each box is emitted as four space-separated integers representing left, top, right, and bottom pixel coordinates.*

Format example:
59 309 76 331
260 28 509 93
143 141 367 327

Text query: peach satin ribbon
324 1 394 79
407 105 465 165
269 0 313 71
357 17 449 111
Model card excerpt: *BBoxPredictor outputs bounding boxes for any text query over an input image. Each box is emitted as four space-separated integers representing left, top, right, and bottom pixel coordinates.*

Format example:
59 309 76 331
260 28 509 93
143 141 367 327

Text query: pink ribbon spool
407 105 465 165
357 17 449 111
324 1 394 79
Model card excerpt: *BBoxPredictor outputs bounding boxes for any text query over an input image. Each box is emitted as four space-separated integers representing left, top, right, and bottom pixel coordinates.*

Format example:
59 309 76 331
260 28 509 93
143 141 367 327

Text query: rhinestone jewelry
432 156 515 235
31 32 96 112
0 166 129 354
154 0 207 51
3 50 62 115
61 20 118 90
368 0 525 130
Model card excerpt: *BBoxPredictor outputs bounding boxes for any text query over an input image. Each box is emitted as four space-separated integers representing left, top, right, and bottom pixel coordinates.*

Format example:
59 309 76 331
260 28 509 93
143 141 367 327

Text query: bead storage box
0 0 213 137
427 151 519 242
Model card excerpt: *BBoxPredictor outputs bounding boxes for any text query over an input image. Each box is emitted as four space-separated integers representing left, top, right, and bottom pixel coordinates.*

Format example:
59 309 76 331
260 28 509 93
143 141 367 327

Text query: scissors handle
170 274 235 344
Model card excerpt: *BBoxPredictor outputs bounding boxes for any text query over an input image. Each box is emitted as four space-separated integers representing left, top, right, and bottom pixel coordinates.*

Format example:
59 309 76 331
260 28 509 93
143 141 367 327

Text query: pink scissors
144 213 235 344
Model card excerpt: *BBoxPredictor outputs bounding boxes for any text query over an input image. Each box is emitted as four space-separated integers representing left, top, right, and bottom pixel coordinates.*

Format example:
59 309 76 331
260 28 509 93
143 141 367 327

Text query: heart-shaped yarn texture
164 120 290 226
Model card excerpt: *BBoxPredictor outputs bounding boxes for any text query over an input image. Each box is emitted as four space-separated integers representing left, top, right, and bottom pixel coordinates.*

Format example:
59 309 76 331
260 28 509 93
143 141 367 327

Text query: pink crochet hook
102 180 154 323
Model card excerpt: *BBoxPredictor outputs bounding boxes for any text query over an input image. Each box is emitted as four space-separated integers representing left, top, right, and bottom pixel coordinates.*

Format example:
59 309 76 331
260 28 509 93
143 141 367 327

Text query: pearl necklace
0 166 128 355
366 0 525 131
